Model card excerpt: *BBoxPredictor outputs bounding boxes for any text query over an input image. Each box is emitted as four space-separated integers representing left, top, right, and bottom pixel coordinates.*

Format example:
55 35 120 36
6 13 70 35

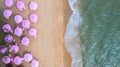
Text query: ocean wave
64 0 82 67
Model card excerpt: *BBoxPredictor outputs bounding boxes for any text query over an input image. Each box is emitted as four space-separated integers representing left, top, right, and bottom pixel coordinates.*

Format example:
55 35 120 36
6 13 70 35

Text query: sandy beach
0 0 72 67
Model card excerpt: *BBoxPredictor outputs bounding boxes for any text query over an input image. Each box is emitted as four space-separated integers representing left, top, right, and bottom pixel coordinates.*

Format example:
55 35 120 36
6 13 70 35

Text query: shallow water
80 0 120 67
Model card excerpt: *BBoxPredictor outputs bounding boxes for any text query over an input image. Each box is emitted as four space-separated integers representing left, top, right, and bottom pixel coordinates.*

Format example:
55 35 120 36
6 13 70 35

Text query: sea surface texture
65 0 82 67
80 0 120 67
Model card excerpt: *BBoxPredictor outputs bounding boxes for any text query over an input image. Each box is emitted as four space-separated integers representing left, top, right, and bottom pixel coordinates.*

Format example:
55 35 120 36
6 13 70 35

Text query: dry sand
0 0 72 67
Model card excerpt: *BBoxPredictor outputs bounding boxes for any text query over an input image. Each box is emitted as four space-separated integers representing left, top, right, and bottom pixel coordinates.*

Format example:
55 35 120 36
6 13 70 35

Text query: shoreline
65 0 83 67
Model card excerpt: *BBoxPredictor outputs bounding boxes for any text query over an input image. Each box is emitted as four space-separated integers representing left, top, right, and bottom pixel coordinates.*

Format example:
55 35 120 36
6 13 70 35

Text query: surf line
64 0 83 67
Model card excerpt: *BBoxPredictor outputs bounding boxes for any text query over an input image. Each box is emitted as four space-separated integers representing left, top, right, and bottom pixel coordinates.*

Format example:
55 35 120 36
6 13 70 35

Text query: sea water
80 0 120 67
65 0 120 67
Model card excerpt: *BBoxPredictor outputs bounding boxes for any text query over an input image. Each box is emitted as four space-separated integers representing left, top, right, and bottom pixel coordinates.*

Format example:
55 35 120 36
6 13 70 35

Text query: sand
0 0 72 67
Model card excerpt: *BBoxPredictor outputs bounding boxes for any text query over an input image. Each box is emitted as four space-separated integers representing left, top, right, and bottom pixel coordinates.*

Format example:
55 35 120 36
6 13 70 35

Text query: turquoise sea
80 0 120 67
65 0 120 67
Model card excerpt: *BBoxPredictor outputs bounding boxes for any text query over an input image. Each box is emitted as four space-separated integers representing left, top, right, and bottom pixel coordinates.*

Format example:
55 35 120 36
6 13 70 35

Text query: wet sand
0 0 72 67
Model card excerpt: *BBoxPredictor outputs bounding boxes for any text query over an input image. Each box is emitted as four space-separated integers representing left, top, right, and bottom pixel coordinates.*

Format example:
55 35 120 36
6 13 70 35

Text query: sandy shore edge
65 0 83 67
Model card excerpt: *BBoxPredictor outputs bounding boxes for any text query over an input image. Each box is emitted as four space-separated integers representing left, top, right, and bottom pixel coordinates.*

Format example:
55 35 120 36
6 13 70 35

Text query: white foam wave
64 0 82 67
